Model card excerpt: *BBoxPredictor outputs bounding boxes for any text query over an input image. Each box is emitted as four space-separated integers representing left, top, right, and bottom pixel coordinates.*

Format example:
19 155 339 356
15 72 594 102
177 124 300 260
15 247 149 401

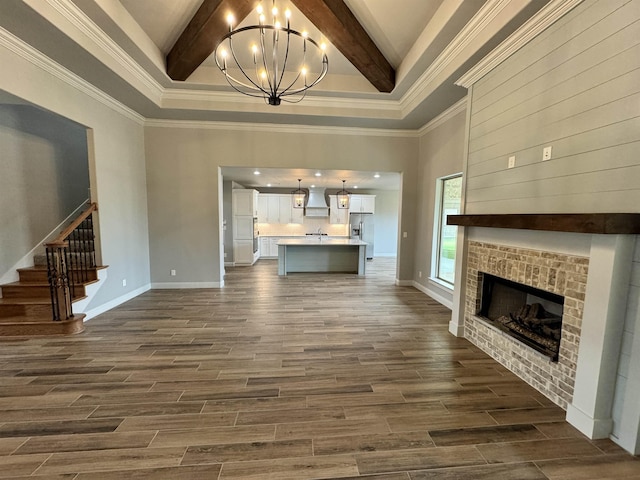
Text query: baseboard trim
374 253 397 258
412 281 453 309
83 283 150 321
566 403 614 439
395 279 413 287
151 282 223 289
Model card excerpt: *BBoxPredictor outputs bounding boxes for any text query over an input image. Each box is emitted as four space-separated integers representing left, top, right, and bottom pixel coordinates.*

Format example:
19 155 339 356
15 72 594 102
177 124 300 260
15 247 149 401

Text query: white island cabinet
277 238 367 276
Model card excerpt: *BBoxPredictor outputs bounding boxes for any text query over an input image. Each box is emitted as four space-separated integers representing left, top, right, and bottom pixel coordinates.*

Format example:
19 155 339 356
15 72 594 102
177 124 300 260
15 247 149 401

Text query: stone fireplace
464 240 586 407
447 213 640 454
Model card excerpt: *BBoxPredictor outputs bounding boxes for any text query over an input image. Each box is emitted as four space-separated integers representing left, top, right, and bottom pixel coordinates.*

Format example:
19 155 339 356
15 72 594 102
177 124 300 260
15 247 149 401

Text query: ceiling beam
166 0 254 81
290 0 395 93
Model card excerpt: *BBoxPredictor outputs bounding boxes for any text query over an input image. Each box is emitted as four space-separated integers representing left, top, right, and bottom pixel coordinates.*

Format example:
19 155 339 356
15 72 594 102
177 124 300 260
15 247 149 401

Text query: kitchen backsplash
257 217 349 237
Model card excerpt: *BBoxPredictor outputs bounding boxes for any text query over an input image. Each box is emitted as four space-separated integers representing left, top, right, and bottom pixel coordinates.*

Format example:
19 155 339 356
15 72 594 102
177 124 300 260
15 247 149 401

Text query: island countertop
277 238 368 246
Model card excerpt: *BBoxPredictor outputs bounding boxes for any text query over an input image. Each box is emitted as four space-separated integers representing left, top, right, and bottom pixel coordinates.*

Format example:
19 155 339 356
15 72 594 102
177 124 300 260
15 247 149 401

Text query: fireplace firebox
478 273 564 361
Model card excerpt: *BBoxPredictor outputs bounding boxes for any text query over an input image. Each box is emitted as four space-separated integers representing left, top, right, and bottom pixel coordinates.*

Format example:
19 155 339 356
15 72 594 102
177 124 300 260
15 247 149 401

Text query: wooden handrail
46 203 98 247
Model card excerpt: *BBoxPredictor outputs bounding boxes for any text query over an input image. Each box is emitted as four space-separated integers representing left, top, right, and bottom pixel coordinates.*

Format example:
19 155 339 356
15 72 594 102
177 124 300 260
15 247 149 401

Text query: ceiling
0 0 552 189
221 167 401 191
0 0 552 130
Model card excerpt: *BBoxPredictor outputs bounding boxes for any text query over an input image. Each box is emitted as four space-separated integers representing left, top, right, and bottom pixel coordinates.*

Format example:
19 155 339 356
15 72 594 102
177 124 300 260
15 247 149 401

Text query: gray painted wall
414 109 466 302
0 104 89 277
465 0 640 214
222 180 234 263
0 36 150 311
368 190 399 257
145 126 418 285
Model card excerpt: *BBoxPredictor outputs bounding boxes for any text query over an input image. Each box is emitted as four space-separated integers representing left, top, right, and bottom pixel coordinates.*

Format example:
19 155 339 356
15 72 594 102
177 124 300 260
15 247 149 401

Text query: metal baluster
63 246 74 319
45 247 60 321
89 213 96 268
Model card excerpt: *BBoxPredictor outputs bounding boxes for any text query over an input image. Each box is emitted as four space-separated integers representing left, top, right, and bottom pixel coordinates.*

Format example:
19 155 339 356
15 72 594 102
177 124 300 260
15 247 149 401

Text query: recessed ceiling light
267 183 272 187
314 172 322 177
353 185 358 189
253 170 261 175
311 184 316 188
374 173 380 178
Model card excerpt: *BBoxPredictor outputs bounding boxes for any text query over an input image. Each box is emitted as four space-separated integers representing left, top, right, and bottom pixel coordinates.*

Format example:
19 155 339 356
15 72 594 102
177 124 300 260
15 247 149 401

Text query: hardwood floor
0 258 637 479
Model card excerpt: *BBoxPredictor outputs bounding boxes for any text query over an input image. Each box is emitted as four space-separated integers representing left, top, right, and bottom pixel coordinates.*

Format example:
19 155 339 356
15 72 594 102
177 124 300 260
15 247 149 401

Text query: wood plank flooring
0 258 637 479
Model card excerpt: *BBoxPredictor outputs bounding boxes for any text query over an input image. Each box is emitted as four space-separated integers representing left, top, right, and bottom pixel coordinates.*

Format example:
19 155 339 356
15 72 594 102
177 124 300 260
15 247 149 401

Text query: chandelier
336 180 351 209
214 1 329 106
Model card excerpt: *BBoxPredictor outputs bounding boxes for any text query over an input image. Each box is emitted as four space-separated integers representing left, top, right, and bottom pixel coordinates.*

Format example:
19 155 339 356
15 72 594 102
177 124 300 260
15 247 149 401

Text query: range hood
305 187 329 217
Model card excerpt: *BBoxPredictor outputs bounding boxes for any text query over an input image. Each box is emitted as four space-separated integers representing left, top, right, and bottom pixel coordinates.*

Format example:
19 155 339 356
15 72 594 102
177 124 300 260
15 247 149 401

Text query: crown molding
144 118 419 138
161 88 401 114
0 27 144 125
417 97 467 136
46 0 164 102
400 0 512 115
456 0 583 88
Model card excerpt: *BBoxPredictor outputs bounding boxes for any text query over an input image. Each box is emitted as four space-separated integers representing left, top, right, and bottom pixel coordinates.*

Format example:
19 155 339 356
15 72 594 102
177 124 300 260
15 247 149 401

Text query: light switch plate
508 156 516 169
543 146 552 161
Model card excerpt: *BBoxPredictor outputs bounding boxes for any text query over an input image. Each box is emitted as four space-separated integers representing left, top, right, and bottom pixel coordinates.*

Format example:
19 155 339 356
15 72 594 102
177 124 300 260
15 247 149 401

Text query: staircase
0 204 105 336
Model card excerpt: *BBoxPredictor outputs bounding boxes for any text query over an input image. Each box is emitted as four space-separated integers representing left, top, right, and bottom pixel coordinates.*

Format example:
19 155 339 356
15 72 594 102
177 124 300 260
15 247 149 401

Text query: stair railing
45 202 98 321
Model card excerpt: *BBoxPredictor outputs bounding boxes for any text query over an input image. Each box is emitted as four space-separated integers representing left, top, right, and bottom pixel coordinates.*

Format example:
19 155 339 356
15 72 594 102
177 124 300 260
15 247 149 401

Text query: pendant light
291 179 306 209
336 180 351 209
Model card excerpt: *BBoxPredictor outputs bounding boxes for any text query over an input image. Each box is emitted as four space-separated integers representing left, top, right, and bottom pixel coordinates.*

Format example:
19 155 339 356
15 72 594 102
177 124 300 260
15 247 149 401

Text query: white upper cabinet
348 194 376 214
329 195 348 224
258 194 303 224
233 189 259 217
278 195 292 223
279 195 304 224
257 195 269 223
267 195 280 223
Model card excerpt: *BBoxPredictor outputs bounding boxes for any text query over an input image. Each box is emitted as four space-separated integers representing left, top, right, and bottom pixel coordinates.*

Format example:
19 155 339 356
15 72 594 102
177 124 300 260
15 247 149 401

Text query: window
433 174 462 286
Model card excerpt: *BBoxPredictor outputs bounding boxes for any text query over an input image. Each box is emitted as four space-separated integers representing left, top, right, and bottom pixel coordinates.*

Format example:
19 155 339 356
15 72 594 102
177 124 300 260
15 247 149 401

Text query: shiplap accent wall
612 236 640 443
465 0 640 214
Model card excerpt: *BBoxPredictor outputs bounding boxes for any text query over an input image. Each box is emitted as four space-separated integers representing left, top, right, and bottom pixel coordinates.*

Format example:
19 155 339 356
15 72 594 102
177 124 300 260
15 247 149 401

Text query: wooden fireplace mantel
447 213 640 234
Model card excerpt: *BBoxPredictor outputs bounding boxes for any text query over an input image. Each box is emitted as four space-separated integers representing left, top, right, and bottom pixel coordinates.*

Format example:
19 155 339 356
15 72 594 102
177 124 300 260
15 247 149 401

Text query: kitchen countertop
277 238 367 246
260 235 349 238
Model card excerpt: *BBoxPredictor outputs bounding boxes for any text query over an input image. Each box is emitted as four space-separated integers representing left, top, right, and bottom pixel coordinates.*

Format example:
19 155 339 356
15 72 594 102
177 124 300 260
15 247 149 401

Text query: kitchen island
277 238 368 276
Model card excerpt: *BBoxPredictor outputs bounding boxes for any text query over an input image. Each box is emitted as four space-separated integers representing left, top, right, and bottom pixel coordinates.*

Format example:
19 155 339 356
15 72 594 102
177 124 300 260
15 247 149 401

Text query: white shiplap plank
467 141 640 191
472 0 634 107
468 92 640 165
467 117 640 177
470 32 640 133
466 164 640 204
465 189 640 215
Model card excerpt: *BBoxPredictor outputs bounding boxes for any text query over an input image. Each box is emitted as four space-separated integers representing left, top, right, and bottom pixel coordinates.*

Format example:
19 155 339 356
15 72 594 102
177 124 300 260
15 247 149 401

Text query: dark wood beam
290 0 395 92
166 0 254 81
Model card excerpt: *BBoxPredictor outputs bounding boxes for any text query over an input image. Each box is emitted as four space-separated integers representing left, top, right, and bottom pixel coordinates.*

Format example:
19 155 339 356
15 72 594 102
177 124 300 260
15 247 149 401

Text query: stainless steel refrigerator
350 213 374 259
